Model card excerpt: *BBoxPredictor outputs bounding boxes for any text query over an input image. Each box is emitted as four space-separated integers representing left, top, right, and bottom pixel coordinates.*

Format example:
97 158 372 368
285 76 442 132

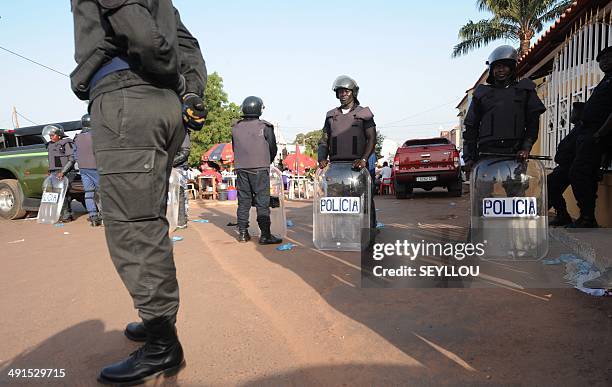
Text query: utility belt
89 56 131 90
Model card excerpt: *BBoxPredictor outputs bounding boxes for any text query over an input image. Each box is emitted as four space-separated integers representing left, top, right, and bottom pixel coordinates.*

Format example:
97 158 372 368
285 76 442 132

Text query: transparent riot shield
37 175 69 224
470 157 548 260
313 161 372 251
166 168 181 233
249 166 287 238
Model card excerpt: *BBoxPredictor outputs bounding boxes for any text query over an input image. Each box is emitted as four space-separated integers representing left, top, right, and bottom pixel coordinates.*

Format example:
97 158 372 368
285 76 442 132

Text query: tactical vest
472 79 541 148
232 119 272 169
47 138 74 171
74 131 96 169
326 106 373 161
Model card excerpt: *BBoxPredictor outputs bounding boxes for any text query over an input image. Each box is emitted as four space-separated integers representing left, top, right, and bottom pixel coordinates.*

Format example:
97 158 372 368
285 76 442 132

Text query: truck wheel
0 179 27 220
448 179 463 197
395 185 412 199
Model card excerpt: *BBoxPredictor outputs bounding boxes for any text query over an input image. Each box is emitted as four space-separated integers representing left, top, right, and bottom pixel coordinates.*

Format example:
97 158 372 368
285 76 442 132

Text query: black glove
182 93 207 131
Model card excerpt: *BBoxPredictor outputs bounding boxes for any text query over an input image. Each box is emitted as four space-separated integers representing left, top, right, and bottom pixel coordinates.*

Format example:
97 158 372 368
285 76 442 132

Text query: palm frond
453 18 517 57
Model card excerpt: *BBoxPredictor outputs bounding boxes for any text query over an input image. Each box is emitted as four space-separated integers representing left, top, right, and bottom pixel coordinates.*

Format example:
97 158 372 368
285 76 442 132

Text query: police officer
71 1 207 384
172 130 191 229
565 46 612 228
45 123 75 223
73 114 102 227
463 45 546 169
232 96 282 244
318 75 377 228
546 102 584 226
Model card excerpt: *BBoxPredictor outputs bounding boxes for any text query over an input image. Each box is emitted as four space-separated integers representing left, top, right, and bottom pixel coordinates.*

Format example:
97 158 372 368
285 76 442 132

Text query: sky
0 1 512 144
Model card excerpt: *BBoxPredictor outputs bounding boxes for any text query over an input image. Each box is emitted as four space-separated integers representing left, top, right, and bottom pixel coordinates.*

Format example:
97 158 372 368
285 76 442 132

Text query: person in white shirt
380 161 392 180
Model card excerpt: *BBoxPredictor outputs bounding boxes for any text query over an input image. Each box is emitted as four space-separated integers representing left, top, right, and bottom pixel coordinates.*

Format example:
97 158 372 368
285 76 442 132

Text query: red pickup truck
392 137 462 198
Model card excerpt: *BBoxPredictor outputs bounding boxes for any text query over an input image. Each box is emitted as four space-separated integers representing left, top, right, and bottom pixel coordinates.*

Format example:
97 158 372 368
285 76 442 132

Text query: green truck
0 121 85 220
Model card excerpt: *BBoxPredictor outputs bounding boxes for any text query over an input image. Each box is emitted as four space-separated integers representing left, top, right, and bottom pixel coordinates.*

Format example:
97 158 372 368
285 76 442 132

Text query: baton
479 152 552 161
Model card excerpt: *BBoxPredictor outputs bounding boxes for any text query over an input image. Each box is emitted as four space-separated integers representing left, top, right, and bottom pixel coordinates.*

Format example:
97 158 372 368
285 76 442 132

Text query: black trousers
569 134 602 218
91 84 184 321
547 163 571 213
236 168 270 232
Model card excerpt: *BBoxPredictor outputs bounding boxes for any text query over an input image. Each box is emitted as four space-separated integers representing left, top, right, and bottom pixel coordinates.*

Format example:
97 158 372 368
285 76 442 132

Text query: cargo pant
236 168 270 232
91 84 184 321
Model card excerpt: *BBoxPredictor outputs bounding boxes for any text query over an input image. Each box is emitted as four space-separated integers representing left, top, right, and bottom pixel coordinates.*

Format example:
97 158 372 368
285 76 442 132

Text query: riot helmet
241 96 264 118
485 45 518 84
42 124 64 142
332 75 359 100
81 114 91 130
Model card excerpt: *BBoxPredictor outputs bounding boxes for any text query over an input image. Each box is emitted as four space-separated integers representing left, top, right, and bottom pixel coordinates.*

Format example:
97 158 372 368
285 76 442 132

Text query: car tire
0 179 27 220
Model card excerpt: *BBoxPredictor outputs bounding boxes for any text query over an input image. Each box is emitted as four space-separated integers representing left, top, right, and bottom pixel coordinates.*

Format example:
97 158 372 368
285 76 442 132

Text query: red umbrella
202 143 234 163
283 144 316 174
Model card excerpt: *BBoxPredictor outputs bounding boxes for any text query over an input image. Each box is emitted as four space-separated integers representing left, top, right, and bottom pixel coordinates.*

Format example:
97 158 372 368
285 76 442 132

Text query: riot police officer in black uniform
71 1 207 384
232 96 282 244
463 45 546 171
565 46 612 228
318 75 377 228
73 114 102 226
45 124 75 223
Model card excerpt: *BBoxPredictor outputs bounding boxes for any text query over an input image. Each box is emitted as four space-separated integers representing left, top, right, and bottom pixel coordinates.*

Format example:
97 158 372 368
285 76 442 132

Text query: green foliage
294 129 323 158
452 0 572 57
188 72 242 166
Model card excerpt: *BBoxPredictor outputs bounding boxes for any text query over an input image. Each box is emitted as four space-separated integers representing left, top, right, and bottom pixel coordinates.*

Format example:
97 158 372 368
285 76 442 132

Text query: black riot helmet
81 114 91 130
42 124 65 142
485 45 518 84
241 96 264 118
332 75 359 101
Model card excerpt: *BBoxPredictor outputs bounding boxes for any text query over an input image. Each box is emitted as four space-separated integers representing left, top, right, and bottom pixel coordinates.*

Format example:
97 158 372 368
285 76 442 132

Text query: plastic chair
186 181 198 200
379 177 394 195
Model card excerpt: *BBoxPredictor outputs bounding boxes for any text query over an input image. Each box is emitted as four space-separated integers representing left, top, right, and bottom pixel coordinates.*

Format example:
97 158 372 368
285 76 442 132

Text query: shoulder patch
473 84 492 99
326 108 339 119
97 0 129 9
515 78 537 90
355 106 374 121
260 119 274 128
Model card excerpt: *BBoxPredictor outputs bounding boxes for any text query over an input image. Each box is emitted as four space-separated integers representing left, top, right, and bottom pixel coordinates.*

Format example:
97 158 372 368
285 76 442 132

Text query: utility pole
12 106 19 128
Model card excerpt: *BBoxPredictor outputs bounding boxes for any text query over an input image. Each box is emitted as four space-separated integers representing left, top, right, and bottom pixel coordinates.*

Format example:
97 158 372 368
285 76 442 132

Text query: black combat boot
124 322 146 342
549 210 572 227
237 229 251 242
258 223 282 245
98 316 185 385
89 214 103 227
566 216 599 228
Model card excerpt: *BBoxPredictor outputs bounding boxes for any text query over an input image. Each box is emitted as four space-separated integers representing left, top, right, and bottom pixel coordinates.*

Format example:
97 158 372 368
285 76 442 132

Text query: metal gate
541 6 612 167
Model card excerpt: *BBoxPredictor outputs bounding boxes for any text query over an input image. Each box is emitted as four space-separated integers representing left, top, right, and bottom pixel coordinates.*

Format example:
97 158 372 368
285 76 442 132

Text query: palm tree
452 0 572 58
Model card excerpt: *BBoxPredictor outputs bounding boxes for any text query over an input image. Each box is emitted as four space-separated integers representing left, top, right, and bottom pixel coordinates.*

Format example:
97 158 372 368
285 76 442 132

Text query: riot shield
37 175 69 224
313 161 372 251
166 168 181 233
248 166 287 237
470 157 548 260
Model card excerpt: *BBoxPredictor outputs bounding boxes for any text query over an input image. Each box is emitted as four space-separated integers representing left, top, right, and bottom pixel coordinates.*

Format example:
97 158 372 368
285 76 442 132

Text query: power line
378 97 461 126
0 45 69 78
15 111 39 126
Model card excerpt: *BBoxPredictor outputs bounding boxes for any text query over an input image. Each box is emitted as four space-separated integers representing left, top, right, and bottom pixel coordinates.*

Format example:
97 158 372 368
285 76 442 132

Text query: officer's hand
182 94 208 131
352 158 366 170
57 172 64 180
516 150 529 162
318 160 329 169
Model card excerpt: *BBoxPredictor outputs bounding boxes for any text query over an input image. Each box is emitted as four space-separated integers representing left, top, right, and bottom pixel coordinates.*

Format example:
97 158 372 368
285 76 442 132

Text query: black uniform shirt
581 74 612 133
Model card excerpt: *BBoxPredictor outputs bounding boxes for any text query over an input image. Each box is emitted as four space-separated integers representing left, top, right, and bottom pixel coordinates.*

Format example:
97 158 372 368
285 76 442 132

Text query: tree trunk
519 39 530 57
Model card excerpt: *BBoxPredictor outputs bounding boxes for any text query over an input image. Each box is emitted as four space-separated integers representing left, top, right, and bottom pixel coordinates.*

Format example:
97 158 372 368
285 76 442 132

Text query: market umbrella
283 144 316 175
202 143 234 163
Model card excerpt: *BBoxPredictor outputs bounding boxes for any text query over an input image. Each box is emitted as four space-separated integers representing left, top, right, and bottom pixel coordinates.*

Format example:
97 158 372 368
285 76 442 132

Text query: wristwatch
361 158 367 163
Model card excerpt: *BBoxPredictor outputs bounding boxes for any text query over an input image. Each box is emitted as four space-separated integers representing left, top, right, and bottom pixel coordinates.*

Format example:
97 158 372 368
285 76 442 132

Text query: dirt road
0 191 610 386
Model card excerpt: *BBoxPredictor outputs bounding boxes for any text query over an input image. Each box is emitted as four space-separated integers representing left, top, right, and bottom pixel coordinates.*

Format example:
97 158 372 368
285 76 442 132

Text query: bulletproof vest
326 106 373 161
47 138 74 171
232 119 272 169
74 131 96 169
473 79 537 147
